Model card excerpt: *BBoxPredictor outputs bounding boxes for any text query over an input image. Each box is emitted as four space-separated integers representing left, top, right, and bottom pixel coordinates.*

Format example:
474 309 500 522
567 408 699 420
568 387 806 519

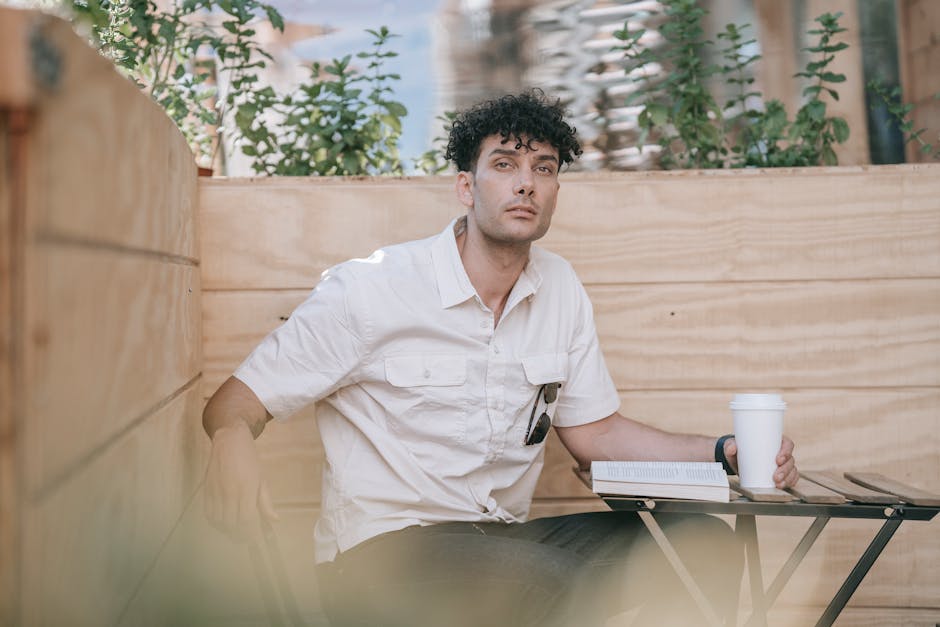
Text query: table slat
844 472 940 507
802 471 900 504
729 478 795 502
788 479 847 504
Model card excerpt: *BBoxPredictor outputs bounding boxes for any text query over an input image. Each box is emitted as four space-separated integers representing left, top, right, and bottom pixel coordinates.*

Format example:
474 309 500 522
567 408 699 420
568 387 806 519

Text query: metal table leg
637 511 725 627
814 517 903 627
736 514 767 627
745 516 829 627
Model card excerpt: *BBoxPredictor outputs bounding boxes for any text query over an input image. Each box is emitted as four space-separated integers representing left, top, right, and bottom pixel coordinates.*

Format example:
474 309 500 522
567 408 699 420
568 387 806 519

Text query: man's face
456 134 561 246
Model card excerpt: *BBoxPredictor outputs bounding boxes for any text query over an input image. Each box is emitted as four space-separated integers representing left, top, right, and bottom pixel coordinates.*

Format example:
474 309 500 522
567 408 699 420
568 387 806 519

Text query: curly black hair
444 89 582 172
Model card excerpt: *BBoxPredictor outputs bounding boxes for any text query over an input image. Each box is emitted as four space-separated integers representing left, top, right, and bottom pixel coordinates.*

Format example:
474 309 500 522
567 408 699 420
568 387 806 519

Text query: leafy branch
616 1 852 168
235 26 410 176
867 81 940 160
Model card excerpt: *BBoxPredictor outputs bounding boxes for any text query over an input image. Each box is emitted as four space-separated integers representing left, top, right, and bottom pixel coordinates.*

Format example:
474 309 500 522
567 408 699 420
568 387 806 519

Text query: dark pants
317 511 743 627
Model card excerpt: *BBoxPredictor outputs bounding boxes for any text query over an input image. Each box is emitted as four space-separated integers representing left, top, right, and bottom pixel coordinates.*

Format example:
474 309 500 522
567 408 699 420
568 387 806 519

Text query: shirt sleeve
234 264 365 420
552 271 621 428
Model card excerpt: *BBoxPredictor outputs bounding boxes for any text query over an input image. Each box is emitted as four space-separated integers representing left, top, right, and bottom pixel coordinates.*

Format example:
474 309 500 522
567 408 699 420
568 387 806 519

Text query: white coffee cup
730 393 786 488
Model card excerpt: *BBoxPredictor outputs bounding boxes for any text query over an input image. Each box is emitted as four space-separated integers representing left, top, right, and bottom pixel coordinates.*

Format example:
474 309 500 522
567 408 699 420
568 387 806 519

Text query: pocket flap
521 353 568 385
385 354 467 387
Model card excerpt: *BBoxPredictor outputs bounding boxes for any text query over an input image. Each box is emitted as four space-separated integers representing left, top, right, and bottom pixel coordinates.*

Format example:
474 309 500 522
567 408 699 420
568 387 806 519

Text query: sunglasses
524 382 561 445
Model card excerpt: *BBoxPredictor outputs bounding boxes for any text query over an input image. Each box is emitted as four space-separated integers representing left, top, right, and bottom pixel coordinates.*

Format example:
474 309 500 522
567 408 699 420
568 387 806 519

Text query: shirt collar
430 216 545 310
431 217 477 309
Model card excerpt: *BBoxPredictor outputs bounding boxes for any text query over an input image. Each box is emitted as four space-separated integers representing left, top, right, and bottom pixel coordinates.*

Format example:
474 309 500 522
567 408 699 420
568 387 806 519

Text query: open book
591 461 730 502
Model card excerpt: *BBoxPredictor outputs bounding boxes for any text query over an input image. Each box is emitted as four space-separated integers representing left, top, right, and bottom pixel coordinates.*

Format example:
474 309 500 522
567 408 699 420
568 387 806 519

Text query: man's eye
495 161 512 169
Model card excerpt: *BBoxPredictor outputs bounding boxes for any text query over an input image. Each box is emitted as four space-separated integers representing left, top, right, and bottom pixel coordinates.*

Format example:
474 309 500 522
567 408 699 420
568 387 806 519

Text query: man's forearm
203 376 272 439
557 412 717 469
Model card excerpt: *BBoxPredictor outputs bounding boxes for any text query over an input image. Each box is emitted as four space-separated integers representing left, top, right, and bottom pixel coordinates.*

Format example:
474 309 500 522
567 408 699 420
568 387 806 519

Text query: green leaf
342 152 360 173
820 72 845 83
383 101 407 117
264 5 285 31
822 145 838 165
831 117 849 143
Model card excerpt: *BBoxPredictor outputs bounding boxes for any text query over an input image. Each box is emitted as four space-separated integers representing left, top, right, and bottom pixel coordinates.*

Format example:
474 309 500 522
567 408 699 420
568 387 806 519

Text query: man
203 90 799 626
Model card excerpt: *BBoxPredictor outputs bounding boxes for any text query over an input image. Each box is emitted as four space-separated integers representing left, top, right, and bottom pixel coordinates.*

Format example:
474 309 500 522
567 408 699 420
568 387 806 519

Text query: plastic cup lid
729 393 787 410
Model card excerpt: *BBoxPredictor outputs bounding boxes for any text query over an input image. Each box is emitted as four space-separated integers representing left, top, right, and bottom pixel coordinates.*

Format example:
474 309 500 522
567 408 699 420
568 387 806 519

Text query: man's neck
455 219 529 325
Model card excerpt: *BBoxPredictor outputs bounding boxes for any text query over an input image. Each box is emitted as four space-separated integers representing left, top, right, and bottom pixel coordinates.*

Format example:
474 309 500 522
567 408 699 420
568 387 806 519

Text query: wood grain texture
197 167 940 616
20 10 197 258
844 472 940 506
728 478 794 502
0 9 36 107
202 279 940 393
199 177 459 291
199 166 940 289
589 280 940 389
786 480 846 505
753 0 798 115
0 111 20 625
23 248 201 496
898 0 940 164
20 385 207 627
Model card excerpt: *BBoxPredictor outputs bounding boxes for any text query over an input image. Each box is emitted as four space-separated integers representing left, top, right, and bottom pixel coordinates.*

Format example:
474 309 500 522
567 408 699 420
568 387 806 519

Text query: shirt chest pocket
508 353 568 435
384 353 469 443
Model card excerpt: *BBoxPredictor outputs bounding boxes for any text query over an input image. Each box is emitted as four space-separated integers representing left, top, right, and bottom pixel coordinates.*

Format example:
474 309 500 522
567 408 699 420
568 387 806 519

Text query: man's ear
455 171 474 209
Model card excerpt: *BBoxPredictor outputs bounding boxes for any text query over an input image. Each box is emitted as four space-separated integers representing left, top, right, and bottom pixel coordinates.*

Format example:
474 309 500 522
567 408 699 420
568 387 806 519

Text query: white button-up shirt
235 218 620 562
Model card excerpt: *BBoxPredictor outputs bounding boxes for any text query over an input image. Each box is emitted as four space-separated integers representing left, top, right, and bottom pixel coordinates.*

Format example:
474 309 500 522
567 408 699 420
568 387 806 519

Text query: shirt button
492 344 500 354
423 369 431 378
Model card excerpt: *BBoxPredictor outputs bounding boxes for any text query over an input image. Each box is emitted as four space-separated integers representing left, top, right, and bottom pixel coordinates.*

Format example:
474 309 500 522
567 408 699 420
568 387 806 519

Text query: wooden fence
3 6 940 626
198 165 940 625
0 9 202 626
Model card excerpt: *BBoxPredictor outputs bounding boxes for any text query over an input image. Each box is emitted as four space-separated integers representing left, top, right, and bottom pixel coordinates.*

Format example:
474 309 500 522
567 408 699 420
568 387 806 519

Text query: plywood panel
23 248 201 496
907 43 940 105
200 166 940 289
590 280 940 389
902 0 940 54
203 279 940 394
0 111 20 625
20 385 206 627
0 8 36 107
199 177 460 291
534 388 940 498
202 289 309 399
18 9 197 258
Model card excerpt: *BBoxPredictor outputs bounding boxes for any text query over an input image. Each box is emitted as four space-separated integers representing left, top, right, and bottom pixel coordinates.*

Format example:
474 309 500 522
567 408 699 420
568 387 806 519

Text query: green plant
235 27 409 176
616 1 851 168
867 82 940 159
77 0 283 168
413 111 456 175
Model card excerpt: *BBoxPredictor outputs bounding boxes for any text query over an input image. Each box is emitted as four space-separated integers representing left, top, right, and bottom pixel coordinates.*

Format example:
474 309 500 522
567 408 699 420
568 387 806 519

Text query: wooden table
595 473 940 627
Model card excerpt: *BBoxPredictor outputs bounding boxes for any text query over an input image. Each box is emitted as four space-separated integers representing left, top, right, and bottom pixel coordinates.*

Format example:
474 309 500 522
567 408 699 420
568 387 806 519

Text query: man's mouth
505 204 537 216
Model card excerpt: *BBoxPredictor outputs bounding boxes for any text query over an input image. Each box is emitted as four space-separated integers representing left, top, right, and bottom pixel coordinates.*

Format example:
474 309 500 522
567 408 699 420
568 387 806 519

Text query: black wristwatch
714 434 735 475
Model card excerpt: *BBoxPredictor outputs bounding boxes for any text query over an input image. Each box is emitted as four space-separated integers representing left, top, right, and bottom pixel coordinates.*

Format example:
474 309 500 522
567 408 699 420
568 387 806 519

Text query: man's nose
514 170 534 196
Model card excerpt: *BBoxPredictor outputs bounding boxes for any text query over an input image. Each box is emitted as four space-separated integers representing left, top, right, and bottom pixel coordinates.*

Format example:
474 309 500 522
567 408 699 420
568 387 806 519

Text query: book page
591 461 727 486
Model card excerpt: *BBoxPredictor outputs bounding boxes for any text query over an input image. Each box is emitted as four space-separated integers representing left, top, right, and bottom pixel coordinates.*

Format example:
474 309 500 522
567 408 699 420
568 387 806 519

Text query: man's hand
204 421 279 542
723 435 799 489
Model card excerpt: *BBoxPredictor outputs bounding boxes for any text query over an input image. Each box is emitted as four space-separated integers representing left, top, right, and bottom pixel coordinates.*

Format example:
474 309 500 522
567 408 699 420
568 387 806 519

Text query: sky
270 0 448 170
